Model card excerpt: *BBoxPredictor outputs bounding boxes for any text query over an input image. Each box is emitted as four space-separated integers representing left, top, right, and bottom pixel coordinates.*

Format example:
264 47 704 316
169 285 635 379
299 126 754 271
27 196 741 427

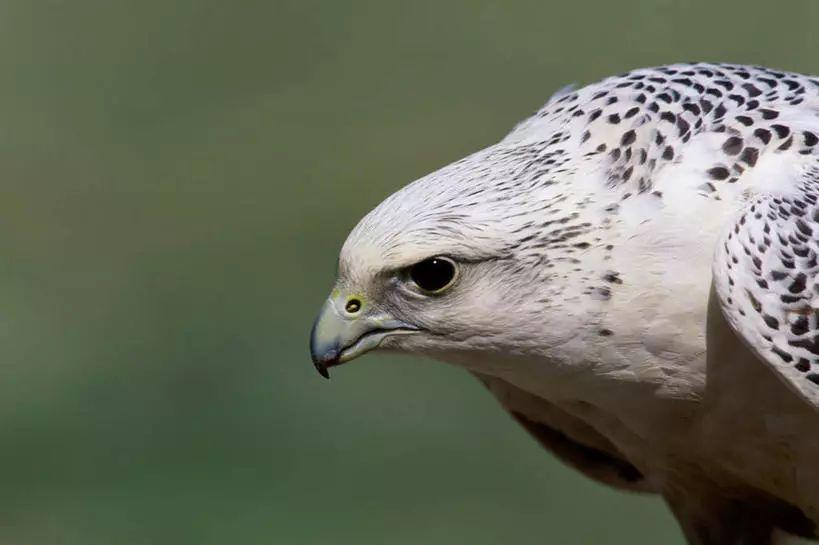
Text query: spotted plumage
311 63 819 545
716 162 819 399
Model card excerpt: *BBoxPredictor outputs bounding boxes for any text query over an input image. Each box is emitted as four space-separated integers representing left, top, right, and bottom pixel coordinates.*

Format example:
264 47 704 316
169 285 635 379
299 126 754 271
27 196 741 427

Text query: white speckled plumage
327 63 819 544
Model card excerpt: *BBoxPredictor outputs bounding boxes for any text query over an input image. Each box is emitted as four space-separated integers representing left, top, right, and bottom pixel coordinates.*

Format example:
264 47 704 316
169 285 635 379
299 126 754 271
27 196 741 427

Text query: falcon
309 63 819 545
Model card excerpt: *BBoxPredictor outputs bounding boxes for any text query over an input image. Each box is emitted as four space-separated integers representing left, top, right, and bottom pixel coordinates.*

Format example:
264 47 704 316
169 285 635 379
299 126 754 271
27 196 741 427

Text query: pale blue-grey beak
309 293 418 379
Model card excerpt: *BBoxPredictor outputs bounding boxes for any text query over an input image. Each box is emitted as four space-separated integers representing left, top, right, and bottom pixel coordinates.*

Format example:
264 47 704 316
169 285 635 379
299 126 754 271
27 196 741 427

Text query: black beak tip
309 315 338 380
310 347 339 380
313 359 331 379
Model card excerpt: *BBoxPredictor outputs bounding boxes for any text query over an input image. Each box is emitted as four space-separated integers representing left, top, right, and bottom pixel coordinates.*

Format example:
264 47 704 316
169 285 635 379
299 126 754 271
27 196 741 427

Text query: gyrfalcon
310 63 819 545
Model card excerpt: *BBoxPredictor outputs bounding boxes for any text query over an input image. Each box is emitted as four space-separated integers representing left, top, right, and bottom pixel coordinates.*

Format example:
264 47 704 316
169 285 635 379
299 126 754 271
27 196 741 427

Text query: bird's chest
447 345 706 485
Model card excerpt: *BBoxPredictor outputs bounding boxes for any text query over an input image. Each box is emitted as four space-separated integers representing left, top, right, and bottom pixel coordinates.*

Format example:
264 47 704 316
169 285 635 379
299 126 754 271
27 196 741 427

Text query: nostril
345 298 362 314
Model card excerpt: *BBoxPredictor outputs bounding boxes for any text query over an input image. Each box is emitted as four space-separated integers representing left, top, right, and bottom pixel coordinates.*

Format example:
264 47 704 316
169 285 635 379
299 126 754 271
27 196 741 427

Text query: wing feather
473 373 655 492
713 161 819 407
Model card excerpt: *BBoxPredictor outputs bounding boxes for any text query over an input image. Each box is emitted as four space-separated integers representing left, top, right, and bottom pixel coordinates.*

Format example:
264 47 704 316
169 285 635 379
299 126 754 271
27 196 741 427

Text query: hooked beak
309 294 418 379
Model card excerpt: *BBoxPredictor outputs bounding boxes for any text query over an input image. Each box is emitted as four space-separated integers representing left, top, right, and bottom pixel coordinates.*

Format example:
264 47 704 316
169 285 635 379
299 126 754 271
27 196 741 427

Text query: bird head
310 141 597 378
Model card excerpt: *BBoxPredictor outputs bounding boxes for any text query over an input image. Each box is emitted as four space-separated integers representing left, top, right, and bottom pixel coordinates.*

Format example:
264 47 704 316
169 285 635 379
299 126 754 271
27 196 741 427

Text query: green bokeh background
2 1 818 543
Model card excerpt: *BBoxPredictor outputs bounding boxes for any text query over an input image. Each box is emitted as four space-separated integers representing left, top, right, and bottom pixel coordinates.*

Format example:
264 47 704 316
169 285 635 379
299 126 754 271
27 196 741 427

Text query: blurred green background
2 1 818 543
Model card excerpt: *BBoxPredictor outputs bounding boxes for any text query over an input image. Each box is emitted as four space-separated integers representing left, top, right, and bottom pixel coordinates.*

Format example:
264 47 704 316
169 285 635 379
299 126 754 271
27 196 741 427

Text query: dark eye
408 257 457 293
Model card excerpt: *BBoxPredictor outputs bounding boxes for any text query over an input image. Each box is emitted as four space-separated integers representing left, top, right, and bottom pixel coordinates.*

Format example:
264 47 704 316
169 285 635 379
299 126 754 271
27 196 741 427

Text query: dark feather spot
772 345 794 363
763 314 780 329
742 83 762 97
753 128 772 144
791 316 809 336
708 166 730 180
620 130 636 145
740 147 759 167
789 273 808 294
796 219 813 236
771 124 790 138
790 336 819 356
722 136 743 155
778 137 793 151
735 115 754 126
